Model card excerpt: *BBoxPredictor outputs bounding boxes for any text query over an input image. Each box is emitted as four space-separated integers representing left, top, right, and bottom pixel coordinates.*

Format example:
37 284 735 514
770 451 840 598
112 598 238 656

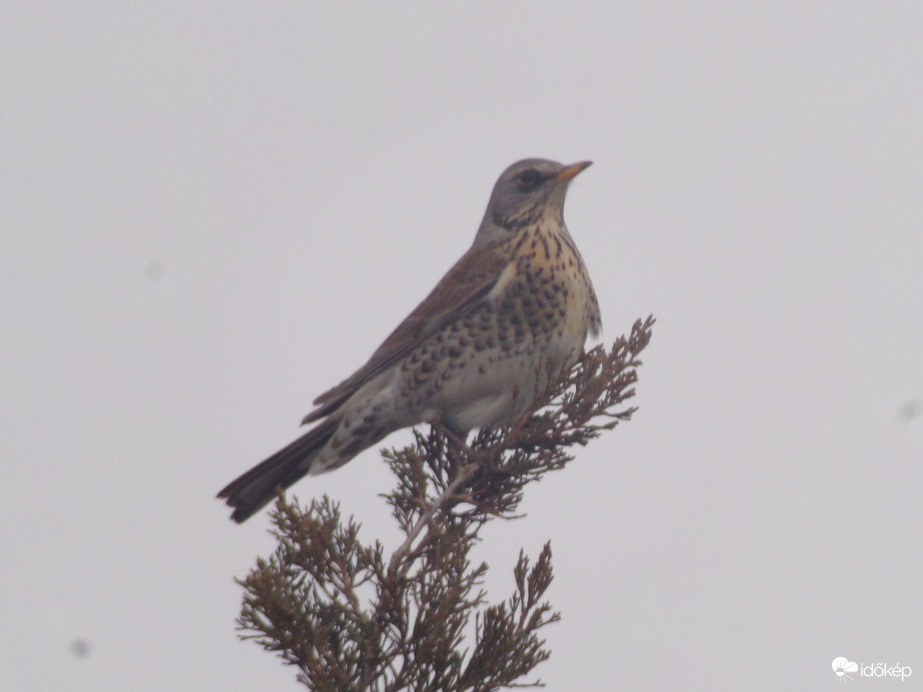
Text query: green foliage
236 316 654 691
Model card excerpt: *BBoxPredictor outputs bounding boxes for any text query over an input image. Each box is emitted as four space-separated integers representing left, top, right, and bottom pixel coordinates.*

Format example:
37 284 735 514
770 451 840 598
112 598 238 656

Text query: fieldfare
218 158 601 522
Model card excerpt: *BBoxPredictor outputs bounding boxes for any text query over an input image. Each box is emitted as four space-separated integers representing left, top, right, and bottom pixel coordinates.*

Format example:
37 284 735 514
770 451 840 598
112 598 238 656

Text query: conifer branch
235 316 654 690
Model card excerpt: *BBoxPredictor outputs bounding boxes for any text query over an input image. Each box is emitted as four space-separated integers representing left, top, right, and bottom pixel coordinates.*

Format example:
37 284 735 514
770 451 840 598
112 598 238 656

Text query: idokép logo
832 657 912 683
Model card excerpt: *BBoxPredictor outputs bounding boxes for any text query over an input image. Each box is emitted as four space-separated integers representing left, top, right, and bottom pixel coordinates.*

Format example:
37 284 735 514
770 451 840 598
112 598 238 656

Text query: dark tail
217 418 337 523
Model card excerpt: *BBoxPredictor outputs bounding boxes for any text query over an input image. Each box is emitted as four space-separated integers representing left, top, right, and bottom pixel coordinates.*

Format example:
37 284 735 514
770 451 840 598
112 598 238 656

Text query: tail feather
217 418 337 523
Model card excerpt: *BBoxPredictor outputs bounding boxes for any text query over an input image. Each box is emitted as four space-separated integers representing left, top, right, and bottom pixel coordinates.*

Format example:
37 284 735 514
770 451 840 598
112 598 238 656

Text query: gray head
474 158 592 247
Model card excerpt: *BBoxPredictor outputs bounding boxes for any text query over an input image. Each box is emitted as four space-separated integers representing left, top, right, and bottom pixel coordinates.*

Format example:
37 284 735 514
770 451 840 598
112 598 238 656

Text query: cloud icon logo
832 657 859 681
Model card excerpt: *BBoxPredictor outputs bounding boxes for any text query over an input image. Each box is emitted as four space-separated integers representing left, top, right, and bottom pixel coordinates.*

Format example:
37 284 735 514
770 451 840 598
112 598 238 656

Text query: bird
218 158 601 522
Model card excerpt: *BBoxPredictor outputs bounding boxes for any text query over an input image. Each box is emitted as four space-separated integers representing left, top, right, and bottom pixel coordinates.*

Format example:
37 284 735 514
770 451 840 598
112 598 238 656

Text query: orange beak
554 160 592 183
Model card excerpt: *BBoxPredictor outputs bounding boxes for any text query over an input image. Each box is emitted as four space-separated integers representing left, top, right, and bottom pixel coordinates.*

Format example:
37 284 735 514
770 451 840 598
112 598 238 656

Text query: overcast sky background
2 3 922 690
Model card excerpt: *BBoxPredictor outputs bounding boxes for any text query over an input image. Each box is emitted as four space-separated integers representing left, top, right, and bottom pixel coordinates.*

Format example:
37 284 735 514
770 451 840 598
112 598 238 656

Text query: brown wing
302 242 511 424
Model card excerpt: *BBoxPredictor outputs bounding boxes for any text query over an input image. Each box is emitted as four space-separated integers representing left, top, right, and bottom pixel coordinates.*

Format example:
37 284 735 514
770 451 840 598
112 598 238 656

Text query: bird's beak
554 160 593 183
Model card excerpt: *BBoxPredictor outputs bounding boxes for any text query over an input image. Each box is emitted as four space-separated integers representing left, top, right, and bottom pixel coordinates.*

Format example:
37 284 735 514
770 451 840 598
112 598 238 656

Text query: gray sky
2 3 921 690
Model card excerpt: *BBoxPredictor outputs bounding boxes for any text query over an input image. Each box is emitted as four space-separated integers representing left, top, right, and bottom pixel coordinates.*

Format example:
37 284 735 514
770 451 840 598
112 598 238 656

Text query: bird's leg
430 421 477 468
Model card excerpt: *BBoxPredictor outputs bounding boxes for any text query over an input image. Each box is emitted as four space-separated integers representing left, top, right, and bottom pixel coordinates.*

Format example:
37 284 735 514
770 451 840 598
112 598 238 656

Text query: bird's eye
517 169 539 188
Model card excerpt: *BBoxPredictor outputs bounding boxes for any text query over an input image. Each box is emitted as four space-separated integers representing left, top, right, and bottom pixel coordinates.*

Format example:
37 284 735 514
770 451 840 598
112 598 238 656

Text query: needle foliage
235 316 654 691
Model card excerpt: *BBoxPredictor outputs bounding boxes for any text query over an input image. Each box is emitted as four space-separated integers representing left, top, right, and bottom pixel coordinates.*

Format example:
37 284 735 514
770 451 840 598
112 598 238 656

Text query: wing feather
302 243 510 424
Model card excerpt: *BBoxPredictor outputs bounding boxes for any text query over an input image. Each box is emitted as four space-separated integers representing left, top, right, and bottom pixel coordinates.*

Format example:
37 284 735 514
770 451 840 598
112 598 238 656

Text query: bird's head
474 158 591 247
